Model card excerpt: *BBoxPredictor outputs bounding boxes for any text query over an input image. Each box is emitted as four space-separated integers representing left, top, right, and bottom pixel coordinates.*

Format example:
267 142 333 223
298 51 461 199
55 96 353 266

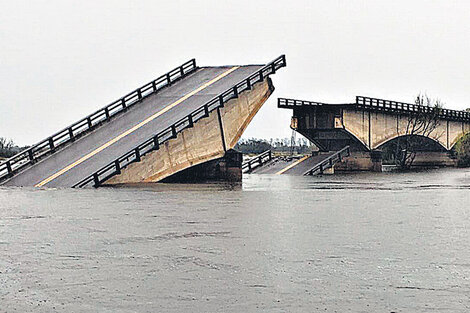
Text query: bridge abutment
407 152 456 167
162 149 242 182
335 150 383 172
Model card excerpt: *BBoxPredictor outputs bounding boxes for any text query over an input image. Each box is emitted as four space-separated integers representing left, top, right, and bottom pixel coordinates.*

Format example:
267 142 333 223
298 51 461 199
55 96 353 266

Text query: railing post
137 89 142 102
171 125 177 138
6 161 12 176
246 78 251 90
187 115 194 128
233 86 238 98
114 160 121 174
218 95 224 108
259 71 264 82
152 81 157 92
180 66 185 77
134 148 141 162
93 173 100 187
248 162 251 172
28 149 34 163
166 73 171 84
87 117 93 129
319 164 323 174
104 107 110 120
68 127 74 141
48 137 55 151
121 98 127 109
204 105 209 117
271 62 276 74
153 136 160 150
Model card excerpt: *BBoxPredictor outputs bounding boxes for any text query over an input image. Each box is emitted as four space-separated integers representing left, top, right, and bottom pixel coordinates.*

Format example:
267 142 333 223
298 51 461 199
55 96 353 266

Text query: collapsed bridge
0 56 286 187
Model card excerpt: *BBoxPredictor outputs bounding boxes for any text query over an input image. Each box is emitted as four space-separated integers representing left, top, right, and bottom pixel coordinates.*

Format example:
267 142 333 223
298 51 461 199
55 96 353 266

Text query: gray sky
1 0 469 145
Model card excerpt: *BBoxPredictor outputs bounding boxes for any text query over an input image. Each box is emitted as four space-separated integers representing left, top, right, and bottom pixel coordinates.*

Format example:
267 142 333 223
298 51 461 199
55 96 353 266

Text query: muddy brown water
1 168 470 312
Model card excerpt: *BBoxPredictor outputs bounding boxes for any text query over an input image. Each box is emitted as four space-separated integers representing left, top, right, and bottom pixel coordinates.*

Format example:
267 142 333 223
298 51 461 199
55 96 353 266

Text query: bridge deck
4 65 263 187
282 152 336 175
249 152 336 175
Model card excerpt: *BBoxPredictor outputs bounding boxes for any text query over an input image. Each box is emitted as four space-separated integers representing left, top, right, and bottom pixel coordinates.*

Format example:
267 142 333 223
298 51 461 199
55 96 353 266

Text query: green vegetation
454 132 470 167
0 137 28 158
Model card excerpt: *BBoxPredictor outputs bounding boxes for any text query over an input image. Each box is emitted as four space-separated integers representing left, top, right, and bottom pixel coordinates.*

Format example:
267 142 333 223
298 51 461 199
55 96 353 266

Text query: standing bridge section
279 96 470 170
0 56 286 187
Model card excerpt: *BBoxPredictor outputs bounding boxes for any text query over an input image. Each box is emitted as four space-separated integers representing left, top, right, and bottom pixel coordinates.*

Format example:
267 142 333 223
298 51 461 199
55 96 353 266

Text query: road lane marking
35 66 240 187
275 155 310 175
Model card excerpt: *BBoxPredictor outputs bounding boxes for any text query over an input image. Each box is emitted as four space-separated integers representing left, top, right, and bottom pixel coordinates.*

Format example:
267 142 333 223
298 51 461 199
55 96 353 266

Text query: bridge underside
296 128 368 152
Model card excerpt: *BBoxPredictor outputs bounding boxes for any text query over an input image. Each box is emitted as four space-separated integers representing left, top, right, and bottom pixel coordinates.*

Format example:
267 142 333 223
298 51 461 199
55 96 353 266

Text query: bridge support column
162 149 242 182
335 150 383 172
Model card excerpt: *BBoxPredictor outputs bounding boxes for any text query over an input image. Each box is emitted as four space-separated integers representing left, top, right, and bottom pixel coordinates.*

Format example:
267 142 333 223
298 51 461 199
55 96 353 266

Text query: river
1 168 470 312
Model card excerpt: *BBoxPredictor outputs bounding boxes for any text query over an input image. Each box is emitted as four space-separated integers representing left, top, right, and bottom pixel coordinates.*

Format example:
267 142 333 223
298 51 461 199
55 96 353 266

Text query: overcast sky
1 0 469 145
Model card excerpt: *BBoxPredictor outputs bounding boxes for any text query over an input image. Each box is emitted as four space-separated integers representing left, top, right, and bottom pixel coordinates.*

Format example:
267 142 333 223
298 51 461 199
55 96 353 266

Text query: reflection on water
1 168 470 312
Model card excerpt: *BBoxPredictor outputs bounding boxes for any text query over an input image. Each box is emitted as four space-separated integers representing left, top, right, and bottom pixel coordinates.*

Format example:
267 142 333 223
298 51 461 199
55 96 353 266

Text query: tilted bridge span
0 56 286 187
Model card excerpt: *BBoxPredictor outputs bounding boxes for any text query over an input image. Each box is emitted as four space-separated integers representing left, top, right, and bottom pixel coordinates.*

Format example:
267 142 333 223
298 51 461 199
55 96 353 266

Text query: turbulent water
1 168 470 312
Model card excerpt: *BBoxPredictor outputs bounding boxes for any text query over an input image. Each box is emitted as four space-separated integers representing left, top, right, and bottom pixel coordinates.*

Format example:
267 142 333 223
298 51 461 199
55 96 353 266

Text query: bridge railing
356 96 470 122
303 146 350 176
278 98 328 108
74 55 287 187
0 59 197 182
241 150 272 173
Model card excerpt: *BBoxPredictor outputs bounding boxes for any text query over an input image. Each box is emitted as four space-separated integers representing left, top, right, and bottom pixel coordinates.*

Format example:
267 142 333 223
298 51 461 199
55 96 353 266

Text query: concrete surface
340 107 470 151
106 78 272 184
3 65 263 187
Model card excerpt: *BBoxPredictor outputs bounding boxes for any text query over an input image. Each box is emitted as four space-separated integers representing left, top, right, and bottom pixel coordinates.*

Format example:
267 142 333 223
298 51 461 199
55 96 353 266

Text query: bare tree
394 94 443 169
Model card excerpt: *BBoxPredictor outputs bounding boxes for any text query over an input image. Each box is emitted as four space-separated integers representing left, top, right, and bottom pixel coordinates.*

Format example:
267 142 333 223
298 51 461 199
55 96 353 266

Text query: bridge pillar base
162 149 242 183
335 150 383 172
408 152 457 167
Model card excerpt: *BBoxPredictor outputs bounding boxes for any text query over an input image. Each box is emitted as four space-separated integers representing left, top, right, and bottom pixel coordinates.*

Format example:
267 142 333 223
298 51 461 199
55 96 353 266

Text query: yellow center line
35 66 240 187
275 155 310 175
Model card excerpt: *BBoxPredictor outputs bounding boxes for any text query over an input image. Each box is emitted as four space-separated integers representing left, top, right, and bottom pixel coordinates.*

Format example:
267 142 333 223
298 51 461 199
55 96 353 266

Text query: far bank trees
0 137 27 158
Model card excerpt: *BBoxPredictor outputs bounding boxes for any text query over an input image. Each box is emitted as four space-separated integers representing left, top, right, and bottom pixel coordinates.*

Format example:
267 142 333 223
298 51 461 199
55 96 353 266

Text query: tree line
235 137 312 154
0 138 28 158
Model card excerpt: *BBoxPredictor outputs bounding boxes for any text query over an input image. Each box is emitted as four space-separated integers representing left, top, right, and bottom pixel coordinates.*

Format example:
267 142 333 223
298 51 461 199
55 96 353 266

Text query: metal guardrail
357 96 470 122
278 98 329 108
303 146 350 176
278 96 470 123
241 150 272 173
0 59 197 183
74 55 287 187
